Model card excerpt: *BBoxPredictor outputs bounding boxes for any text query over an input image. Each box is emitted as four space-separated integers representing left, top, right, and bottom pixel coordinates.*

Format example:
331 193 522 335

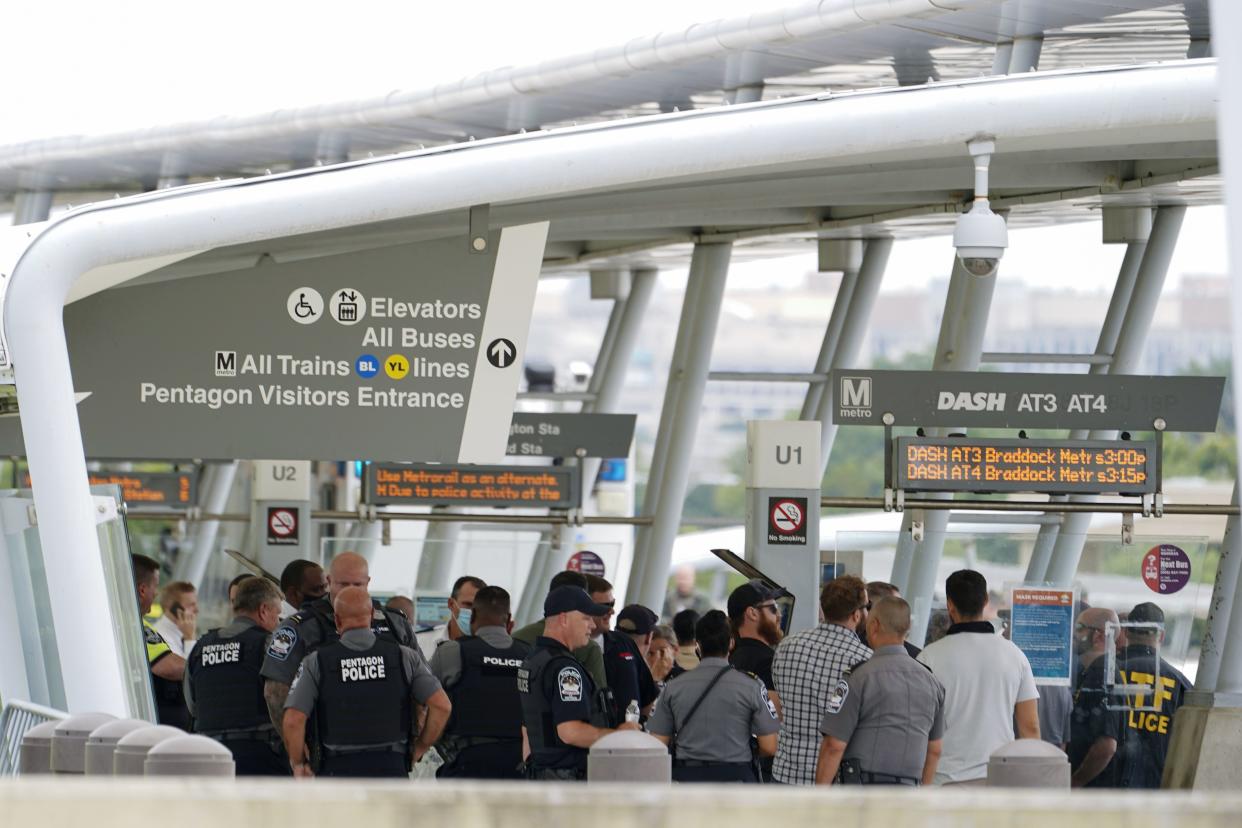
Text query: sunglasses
754 602 779 614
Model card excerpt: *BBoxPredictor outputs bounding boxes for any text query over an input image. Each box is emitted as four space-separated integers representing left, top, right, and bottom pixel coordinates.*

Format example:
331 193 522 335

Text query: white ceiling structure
0 1 1217 272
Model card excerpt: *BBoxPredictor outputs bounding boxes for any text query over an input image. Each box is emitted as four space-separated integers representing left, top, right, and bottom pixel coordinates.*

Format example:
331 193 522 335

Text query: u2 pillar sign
745 421 821 634
249 460 313 573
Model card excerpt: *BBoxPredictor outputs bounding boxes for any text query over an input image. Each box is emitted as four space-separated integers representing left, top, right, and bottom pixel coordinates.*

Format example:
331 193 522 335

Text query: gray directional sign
507 413 635 458
830 370 1224 432
0 224 549 462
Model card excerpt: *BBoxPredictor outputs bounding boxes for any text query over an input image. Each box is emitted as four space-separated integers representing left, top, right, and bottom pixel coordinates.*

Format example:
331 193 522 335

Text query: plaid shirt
771 622 872 784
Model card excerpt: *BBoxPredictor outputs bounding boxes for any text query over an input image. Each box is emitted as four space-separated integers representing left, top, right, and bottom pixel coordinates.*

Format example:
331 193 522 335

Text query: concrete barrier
0 780 1237 828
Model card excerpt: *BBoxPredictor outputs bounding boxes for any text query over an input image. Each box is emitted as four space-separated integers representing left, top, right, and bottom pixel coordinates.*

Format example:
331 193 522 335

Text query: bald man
283 587 451 778
816 597 945 786
1069 607 1124 787
261 552 419 734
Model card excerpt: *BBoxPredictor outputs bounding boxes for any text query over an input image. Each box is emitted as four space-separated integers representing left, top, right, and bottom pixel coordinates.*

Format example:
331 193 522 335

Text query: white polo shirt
917 622 1038 784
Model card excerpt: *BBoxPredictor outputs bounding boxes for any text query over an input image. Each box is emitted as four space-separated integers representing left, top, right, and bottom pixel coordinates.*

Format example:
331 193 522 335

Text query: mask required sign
830 370 1224 432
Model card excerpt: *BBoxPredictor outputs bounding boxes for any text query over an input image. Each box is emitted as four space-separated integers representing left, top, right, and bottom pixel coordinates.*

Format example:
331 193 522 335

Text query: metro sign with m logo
839 376 871 416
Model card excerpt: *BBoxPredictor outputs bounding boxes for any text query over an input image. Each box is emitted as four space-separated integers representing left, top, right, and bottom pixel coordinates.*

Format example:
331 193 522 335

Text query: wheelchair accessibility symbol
287 287 324 325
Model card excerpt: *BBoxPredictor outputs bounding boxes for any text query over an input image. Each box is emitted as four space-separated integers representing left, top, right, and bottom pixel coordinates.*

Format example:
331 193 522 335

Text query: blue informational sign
1010 586 1078 686
598 458 627 482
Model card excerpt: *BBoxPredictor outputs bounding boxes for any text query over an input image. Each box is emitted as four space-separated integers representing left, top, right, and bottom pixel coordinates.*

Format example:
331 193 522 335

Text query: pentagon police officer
185 576 288 775
430 585 531 779
518 586 640 780
261 552 416 731
282 587 451 778
648 611 779 783
816 597 945 786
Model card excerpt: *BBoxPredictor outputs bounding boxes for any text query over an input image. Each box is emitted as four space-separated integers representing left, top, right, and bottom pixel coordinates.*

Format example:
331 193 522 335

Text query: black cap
1128 602 1165 626
727 579 786 622
544 586 610 618
616 604 658 635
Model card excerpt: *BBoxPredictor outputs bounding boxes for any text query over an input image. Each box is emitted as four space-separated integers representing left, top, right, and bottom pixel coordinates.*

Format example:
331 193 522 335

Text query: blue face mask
457 608 473 636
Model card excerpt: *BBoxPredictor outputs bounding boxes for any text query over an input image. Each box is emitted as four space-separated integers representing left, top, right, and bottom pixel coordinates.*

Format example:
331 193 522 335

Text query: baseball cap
727 579 787 622
616 604 658 635
544 586 611 618
1128 602 1165 626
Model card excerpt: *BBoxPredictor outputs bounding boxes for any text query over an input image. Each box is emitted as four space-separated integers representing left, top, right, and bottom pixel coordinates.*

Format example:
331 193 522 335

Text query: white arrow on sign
487 337 516 369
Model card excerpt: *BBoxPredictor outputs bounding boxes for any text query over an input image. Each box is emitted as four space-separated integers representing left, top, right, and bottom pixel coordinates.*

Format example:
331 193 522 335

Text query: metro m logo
840 376 871 409
215 351 237 377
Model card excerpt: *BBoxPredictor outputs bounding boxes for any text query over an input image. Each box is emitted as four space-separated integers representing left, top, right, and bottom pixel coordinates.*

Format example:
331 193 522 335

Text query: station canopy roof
1 0 1218 273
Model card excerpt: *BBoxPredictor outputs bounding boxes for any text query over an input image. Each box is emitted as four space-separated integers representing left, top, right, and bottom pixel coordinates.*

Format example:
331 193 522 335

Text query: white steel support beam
176 461 240 587
12 191 52 225
632 243 732 612
1193 483 1242 697
1043 206 1186 587
810 238 892 476
800 240 862 422
900 254 998 645
1024 238 1147 583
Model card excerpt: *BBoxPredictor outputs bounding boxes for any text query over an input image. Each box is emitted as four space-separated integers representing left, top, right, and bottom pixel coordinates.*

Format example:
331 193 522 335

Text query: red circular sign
1141 544 1191 594
566 550 606 577
268 508 297 537
770 499 804 535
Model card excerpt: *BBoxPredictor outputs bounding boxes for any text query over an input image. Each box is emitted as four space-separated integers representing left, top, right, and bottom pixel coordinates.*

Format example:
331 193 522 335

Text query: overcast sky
3 0 1224 293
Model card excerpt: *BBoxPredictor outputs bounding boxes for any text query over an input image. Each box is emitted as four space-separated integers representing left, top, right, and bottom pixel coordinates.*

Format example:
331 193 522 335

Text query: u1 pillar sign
745 421 821 634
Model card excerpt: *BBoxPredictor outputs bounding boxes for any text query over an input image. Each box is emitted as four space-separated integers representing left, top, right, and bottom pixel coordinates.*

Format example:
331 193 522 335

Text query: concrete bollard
85 719 154 775
987 738 1070 788
51 713 117 775
113 725 184 776
19 720 61 775
588 730 671 782
145 735 235 777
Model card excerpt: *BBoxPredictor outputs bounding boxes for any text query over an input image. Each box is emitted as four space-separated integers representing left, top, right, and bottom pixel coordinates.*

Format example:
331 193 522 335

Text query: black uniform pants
220 738 290 777
672 761 759 784
437 741 525 780
320 751 408 778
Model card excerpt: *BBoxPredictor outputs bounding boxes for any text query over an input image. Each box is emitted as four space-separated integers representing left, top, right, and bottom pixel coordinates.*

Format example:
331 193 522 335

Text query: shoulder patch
760 685 778 720
267 625 298 661
826 678 850 715
557 666 584 702
143 625 164 646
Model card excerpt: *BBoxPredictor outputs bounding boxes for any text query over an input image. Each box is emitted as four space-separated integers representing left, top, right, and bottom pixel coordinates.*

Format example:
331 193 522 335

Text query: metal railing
0 700 68 776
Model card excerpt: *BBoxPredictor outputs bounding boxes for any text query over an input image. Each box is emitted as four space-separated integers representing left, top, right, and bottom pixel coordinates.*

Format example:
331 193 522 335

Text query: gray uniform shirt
819 645 946 780
647 657 779 763
428 625 514 688
1037 684 1072 746
284 627 442 749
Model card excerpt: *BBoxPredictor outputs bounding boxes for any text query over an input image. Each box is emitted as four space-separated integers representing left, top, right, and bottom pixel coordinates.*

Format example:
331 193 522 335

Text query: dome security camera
953 137 1007 277
953 203 1008 277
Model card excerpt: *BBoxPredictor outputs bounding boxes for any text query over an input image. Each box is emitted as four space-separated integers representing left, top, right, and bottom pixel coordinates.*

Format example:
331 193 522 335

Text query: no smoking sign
768 497 808 545
267 506 299 546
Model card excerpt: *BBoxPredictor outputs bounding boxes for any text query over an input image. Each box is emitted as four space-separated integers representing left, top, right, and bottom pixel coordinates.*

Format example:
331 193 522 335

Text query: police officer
133 554 191 729
261 551 417 732
647 610 779 783
429 585 531 778
1113 602 1191 788
282 586 451 778
518 586 640 780
602 601 659 724
185 576 288 775
815 597 944 786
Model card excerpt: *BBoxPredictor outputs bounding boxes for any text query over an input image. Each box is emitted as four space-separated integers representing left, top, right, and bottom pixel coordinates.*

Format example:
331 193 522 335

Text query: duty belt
321 740 408 757
200 724 277 742
837 758 919 786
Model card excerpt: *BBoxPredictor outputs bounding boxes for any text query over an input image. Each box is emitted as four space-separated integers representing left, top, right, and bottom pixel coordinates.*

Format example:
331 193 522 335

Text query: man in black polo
430 585 530 778
185 576 288 775
282 587 451 778
518 586 640 780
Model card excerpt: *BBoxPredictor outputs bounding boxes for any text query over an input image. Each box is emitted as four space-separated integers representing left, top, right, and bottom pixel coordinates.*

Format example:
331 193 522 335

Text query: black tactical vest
316 637 411 750
518 644 609 768
303 598 412 651
448 635 531 740
190 624 270 734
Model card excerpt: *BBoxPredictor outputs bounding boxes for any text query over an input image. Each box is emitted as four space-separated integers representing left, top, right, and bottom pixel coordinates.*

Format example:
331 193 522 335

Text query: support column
800 240 862 424
1008 36 1044 74
1025 238 1148 582
632 243 732 613
176 461 240 587
416 508 463 591
12 191 52 225
1193 483 1242 695
628 268 708 599
1044 206 1186 586
811 238 893 476
903 255 998 646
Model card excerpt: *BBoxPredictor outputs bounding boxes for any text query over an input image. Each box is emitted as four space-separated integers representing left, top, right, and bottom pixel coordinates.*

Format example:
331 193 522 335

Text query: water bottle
625 700 640 724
